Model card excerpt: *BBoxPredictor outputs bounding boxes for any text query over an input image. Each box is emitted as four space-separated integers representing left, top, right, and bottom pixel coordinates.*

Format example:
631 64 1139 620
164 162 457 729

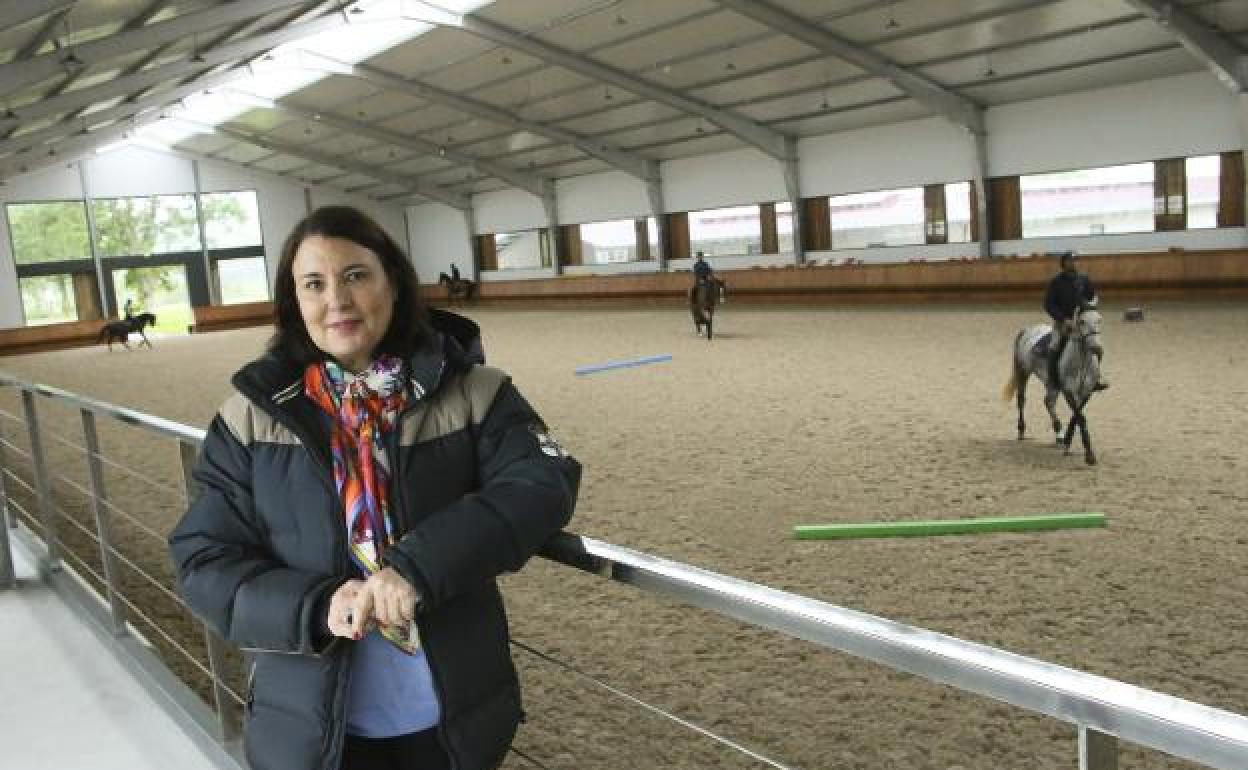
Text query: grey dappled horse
690 279 725 340
1002 302 1104 465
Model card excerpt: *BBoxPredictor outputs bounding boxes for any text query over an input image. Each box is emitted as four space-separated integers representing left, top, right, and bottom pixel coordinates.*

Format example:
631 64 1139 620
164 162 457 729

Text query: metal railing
3 371 1248 770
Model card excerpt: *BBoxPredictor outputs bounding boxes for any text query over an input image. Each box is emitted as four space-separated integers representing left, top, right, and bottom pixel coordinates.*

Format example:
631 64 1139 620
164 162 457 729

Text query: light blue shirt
345 629 442 738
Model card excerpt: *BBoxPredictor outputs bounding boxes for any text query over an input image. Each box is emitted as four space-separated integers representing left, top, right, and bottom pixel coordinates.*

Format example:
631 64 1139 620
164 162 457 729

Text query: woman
169 206 580 770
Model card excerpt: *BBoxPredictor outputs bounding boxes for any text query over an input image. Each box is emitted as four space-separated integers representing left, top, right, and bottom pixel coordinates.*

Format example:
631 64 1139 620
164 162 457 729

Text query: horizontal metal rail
4 372 1248 769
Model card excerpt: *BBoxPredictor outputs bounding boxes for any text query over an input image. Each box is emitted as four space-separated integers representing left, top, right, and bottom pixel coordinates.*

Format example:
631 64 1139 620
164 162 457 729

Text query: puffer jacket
168 315 581 770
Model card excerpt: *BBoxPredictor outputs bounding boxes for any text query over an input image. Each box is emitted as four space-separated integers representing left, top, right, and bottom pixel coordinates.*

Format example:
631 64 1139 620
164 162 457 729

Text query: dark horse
438 272 477 305
689 279 725 340
96 312 157 351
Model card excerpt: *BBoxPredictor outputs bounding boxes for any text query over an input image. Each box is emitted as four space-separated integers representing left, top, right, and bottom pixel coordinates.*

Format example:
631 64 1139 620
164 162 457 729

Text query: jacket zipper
387 398 459 769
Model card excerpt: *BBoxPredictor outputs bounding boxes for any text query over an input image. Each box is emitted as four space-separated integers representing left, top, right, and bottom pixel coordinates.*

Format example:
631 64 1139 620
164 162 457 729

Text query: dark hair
270 205 431 365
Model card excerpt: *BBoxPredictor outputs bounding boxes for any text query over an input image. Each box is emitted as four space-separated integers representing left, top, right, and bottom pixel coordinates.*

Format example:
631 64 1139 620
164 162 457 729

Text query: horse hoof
1086 454 1098 466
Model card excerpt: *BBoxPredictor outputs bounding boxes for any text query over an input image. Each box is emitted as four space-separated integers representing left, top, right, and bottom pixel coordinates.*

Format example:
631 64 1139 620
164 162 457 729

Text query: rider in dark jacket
1043 251 1107 390
169 308 580 770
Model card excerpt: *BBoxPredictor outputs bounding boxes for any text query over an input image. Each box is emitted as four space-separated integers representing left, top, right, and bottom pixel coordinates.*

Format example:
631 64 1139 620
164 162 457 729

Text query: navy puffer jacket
169 315 580 770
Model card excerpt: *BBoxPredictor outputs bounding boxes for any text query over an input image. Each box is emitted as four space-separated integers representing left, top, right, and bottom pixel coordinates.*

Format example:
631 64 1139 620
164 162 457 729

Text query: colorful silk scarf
305 355 419 653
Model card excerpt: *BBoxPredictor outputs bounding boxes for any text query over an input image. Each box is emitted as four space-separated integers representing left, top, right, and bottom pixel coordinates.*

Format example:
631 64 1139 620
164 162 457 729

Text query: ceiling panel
644 131 743 160
493 143 588 170
379 104 483 137
529 87 679 128
591 10 778 75
537 157 611 179
599 121 716 152
919 37 1186 94
367 27 495 79
534 0 721 52
392 156 456 176
252 154 309 173
420 37 547 94
771 99 930 136
335 88 428 124
173 133 233 155
556 100 686 135
263 118 336 146
687 58 863 107
307 132 379 158
957 49 1203 107
468 67 595 114
281 77 381 111
879 5 1156 66
458 130 561 158
478 0 608 30
217 142 281 165
735 79 903 122
230 108 291 133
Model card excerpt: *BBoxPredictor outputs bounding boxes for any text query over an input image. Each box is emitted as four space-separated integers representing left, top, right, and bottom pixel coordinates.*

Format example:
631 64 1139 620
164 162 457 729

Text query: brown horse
96 312 157 351
689 279 725 340
438 272 476 306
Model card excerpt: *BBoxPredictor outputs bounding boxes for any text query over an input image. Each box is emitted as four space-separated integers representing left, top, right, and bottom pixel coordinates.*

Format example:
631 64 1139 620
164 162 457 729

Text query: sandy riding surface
2 301 1245 769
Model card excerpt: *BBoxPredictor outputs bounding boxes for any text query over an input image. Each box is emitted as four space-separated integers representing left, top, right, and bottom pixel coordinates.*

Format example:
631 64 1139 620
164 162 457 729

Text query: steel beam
1122 0 1247 92
292 51 659 183
224 89 553 199
406 4 792 160
0 0 320 99
714 0 983 134
180 119 469 209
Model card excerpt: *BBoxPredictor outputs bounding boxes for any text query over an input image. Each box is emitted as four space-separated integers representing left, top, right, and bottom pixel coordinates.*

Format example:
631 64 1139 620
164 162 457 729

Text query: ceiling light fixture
885 0 900 30
501 54 512 65
615 13 627 26
603 85 613 101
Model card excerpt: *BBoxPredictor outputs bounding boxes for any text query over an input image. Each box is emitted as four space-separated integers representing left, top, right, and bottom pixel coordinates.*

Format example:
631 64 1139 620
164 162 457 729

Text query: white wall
0 143 407 330
563 260 661 276
661 147 789 212
986 72 1242 176
407 203 471 283
556 171 651 223
799 117 976 196
473 188 548 234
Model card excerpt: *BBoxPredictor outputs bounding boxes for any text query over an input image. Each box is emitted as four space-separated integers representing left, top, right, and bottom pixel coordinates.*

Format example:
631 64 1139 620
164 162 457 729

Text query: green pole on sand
793 513 1106 540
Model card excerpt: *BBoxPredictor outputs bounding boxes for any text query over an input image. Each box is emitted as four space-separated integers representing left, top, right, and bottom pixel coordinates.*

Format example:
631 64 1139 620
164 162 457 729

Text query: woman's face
292 235 395 372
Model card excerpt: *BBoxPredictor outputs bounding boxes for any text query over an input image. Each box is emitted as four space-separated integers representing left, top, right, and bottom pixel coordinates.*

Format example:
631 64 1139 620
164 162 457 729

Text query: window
647 218 661 261
6 202 90 265
495 230 545 270
580 218 640 264
1186 155 1219 230
93 195 201 257
688 205 761 256
945 182 972 243
203 191 263 248
218 257 270 304
1020 162 1153 237
776 201 794 254
19 275 78 325
829 187 924 249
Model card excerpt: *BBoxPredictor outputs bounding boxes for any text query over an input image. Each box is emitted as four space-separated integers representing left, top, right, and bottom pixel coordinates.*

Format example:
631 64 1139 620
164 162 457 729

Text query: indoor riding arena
2 3 1246 770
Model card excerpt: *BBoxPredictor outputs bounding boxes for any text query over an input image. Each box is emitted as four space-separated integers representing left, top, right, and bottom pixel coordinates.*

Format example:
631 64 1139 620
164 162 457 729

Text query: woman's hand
327 579 367 639
349 567 419 637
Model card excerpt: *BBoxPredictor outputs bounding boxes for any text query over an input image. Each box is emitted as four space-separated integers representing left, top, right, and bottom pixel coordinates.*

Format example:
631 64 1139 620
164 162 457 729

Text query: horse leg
1015 365 1028 440
1044 385 1063 443
1075 395 1096 465
1060 391 1081 454
706 315 713 341
139 330 151 349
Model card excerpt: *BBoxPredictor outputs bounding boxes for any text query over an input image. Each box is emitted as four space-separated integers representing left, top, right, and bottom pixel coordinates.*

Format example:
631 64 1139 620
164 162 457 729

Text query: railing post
81 409 128 634
178 436 238 744
1079 726 1119 770
21 389 59 572
0 416 16 589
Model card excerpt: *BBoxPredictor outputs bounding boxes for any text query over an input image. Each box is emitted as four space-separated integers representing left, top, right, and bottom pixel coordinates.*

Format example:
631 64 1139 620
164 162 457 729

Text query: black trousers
340 728 451 770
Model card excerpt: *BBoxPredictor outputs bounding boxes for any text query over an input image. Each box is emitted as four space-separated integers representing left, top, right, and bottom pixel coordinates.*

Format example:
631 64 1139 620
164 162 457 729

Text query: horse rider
690 251 717 302
123 297 136 320
1044 251 1108 391
450 262 462 283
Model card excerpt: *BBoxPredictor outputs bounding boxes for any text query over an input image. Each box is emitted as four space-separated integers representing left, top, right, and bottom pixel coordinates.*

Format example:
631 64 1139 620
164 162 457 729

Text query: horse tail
1002 329 1024 402
96 324 110 342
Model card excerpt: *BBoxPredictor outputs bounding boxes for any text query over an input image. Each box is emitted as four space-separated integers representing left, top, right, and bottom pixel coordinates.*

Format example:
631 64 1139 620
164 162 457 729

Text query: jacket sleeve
168 413 339 654
383 373 581 611
1080 274 1097 304
1043 276 1062 322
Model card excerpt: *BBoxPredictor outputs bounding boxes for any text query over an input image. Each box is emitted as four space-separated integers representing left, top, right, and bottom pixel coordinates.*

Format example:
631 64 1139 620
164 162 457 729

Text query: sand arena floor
1 300 1246 769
